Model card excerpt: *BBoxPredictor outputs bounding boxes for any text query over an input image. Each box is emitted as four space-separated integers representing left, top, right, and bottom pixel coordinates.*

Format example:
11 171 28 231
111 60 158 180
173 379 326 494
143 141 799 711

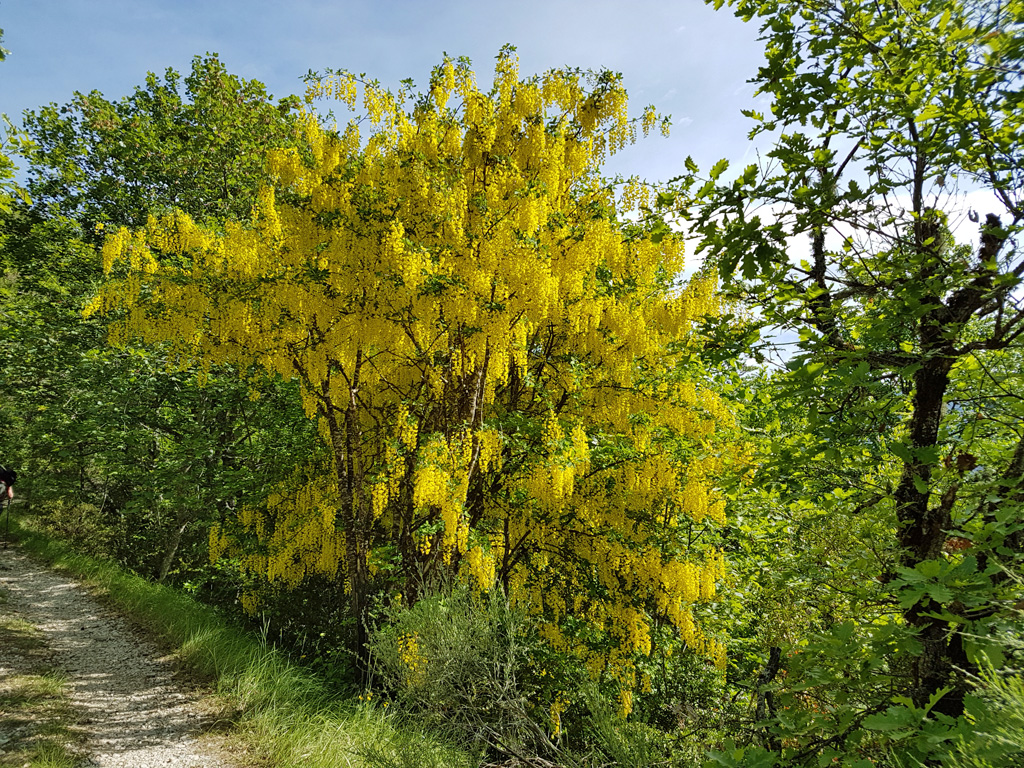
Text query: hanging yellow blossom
87 46 742 692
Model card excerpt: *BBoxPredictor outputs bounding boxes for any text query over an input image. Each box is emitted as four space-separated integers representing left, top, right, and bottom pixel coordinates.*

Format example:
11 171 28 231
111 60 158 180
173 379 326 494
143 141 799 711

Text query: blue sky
1 0 770 183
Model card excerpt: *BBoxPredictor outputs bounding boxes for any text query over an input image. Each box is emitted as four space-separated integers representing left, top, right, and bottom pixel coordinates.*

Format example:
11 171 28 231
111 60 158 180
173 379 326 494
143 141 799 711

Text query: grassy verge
0 588 82 767
4 511 452 768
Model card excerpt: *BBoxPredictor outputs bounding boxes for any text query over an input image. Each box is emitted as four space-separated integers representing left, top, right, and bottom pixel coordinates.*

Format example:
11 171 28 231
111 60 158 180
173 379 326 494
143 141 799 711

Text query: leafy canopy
689 0 1024 763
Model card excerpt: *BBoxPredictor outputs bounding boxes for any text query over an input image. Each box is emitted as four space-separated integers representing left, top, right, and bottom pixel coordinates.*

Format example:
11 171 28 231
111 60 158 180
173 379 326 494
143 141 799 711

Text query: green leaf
833 620 854 641
924 583 952 603
709 158 730 180
696 179 716 199
864 704 920 732
801 362 825 379
891 443 914 464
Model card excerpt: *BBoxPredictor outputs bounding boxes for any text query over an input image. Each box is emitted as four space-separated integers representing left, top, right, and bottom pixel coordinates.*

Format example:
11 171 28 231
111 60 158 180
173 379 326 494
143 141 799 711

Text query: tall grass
6 511 450 768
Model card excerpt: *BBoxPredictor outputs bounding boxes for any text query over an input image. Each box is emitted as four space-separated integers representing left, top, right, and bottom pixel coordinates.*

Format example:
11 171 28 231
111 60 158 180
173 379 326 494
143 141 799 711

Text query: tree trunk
157 517 189 583
321 365 371 679
895 349 963 716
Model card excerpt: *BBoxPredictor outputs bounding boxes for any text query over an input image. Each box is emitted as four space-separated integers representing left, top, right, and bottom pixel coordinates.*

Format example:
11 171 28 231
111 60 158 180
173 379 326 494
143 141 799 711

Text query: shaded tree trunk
157 516 189 583
322 363 372 679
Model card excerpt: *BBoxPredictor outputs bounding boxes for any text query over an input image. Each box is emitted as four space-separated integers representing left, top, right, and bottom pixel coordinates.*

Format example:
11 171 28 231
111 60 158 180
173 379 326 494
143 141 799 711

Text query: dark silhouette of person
0 465 16 500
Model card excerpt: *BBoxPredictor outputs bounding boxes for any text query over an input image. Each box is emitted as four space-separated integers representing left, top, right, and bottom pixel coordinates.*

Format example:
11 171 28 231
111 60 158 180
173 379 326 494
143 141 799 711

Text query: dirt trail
0 547 236 768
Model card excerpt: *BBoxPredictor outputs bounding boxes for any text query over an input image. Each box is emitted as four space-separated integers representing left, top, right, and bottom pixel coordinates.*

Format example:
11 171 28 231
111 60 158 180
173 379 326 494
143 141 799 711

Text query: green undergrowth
4 511 464 768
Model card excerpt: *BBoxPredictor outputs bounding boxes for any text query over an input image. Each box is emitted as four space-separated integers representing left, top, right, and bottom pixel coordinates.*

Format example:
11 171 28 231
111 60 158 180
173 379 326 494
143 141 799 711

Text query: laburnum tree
86 48 744 697
690 0 1024 763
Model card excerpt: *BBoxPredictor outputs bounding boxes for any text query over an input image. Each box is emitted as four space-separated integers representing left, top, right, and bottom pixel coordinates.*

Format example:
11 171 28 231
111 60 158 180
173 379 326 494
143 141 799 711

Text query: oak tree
691 0 1024 761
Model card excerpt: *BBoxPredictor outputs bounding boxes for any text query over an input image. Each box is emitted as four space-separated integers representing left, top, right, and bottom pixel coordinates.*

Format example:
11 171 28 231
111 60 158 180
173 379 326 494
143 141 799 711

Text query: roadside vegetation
5 514 431 768
8 514 719 767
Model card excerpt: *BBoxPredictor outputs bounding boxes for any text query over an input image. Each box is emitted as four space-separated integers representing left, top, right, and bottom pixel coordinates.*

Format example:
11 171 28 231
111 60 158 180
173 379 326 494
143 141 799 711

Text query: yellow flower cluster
208 523 229 564
397 632 428 687
476 429 503 473
239 588 264 616
618 689 634 719
87 48 741 693
414 434 473 556
549 692 570 737
462 545 496 592
226 471 346 612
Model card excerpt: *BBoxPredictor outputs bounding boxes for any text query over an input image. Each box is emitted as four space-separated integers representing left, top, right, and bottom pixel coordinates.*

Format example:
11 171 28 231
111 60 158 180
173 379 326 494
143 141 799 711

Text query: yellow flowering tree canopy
86 48 739 691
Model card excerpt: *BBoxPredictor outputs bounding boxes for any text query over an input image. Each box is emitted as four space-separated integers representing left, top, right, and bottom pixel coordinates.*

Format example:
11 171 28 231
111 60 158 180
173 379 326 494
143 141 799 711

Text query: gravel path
0 547 237 768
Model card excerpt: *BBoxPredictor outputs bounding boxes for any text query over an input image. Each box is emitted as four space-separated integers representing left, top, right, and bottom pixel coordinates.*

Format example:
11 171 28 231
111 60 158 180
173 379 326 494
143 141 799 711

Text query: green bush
367 588 552 762
942 629 1024 768
365 588 715 768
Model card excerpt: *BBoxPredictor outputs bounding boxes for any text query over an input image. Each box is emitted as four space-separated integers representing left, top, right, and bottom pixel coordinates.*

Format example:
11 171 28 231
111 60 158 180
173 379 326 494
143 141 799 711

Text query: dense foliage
85 49 741 705
678 0 1024 764
0 55 313 587
1 2 1022 766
